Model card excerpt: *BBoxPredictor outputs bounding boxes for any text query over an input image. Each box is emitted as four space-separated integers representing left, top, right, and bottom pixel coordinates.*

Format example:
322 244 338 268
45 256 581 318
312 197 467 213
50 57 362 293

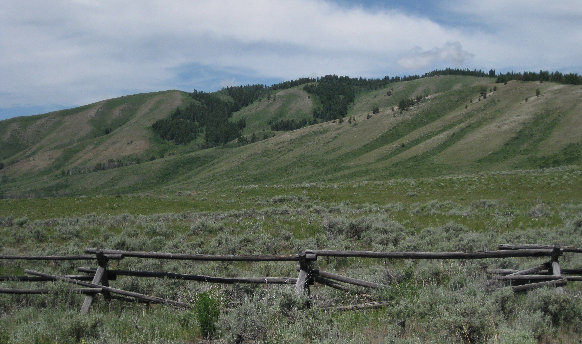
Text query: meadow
1 166 582 343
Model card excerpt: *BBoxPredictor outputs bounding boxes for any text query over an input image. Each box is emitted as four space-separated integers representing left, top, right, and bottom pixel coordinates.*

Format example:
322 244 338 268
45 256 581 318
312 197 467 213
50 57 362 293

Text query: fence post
295 250 317 296
80 251 110 314
551 247 564 293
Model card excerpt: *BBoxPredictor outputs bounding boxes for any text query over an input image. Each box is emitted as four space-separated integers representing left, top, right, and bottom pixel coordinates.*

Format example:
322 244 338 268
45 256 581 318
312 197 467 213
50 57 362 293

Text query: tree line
495 70 582 85
423 68 494 78
270 78 316 91
277 71 492 128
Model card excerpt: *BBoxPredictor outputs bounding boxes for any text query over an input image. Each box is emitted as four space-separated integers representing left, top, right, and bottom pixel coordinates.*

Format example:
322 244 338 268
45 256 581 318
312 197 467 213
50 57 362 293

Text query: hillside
1 75 581 197
0 90 190 176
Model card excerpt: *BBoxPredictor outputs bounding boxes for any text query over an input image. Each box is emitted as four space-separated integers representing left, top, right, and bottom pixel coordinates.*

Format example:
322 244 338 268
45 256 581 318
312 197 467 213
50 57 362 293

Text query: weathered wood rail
84 248 301 261
1 244 580 313
77 267 298 285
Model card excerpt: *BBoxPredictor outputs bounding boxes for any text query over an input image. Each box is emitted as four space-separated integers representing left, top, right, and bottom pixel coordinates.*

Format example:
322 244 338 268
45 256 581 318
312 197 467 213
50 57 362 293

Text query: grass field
1 166 582 343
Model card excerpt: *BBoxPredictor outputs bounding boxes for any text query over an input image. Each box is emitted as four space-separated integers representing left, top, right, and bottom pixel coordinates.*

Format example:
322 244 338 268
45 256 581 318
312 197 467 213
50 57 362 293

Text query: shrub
219 295 272 342
480 85 488 99
529 203 550 218
14 217 29 227
398 98 415 112
62 314 103 343
0 327 8 344
526 288 582 329
195 291 220 339
435 290 499 343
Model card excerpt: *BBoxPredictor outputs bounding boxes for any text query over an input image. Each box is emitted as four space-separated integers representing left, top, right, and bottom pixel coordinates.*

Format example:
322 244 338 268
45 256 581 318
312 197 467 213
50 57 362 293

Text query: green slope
1 76 581 197
231 87 314 135
0 90 191 177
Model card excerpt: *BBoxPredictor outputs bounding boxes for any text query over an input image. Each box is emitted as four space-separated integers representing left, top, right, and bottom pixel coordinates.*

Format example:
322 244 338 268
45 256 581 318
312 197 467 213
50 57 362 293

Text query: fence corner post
295 250 317 296
80 250 110 314
551 246 564 294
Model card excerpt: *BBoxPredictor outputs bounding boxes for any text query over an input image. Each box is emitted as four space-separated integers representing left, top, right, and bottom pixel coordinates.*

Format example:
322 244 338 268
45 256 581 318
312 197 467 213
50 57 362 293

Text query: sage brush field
1 168 582 343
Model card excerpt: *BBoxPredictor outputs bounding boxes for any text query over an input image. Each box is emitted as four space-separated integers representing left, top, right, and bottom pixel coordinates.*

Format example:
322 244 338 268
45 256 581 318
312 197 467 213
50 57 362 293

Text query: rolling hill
1 74 581 197
0 90 190 174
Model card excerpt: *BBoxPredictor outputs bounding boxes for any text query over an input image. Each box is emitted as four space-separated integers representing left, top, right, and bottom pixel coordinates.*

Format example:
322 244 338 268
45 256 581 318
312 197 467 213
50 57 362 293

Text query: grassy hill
1 75 580 197
0 90 190 178
231 87 313 135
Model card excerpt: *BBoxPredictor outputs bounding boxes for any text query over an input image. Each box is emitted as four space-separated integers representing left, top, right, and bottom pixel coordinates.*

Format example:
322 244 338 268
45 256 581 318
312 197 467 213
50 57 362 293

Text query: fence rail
310 249 556 259
0 255 96 260
85 248 301 261
1 244 580 313
77 267 297 285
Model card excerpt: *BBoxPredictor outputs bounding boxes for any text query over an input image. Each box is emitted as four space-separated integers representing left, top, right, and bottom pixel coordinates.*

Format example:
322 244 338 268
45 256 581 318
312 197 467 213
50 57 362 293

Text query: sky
1 0 582 120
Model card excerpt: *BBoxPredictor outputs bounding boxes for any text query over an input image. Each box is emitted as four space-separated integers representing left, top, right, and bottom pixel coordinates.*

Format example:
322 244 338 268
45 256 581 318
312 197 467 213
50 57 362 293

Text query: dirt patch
71 91 184 166
280 88 312 114
7 149 63 172
26 105 100 155
387 119 475 165
109 104 127 120
537 86 582 154
351 98 471 166
436 91 543 164
22 115 62 145
1 122 23 142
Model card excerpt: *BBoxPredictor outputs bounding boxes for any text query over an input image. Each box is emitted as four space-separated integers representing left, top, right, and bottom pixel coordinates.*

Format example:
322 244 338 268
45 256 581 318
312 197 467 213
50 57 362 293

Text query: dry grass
436 82 545 165
538 86 582 154
3 91 186 174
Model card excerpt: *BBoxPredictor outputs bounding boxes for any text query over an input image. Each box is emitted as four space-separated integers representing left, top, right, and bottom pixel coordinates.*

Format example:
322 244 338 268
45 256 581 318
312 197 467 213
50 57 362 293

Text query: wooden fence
1 244 581 313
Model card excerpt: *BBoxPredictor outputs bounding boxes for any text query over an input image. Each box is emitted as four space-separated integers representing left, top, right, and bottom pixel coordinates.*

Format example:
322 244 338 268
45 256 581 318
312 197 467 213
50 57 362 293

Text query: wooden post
295 250 316 296
551 247 564 293
81 251 110 314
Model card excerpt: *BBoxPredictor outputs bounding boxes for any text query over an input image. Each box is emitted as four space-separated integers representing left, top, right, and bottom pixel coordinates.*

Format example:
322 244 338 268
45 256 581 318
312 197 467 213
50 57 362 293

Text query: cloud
0 0 581 117
0 1 462 109
398 42 473 70
445 0 582 71
219 78 239 88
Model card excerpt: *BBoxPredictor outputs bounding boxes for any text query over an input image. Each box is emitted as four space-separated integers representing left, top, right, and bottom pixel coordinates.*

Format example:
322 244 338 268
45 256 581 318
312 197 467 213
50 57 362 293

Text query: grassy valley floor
1 166 582 343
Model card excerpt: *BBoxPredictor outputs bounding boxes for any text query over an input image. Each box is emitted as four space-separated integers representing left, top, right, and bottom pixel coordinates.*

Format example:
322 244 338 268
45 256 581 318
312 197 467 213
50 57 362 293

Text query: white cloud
0 0 581 114
219 78 239 88
398 42 473 70
445 0 582 71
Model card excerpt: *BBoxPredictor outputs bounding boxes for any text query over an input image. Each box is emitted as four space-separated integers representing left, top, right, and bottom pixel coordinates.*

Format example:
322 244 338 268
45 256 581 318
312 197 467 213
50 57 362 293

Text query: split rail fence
1 244 581 313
